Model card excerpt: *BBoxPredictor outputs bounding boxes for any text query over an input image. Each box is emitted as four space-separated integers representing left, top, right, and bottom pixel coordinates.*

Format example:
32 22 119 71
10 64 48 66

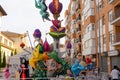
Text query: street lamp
97 0 102 76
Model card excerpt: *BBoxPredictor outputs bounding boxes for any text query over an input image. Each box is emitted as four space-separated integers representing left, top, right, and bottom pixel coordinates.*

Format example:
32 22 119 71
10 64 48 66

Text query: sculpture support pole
53 38 60 54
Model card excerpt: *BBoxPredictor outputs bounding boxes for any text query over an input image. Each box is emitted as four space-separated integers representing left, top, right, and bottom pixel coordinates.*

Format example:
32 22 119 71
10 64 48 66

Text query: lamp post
97 0 102 76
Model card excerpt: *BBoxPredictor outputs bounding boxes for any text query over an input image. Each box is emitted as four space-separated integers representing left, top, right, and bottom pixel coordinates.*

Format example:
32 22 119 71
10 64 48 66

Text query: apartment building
65 0 120 73
65 0 81 58
0 32 14 59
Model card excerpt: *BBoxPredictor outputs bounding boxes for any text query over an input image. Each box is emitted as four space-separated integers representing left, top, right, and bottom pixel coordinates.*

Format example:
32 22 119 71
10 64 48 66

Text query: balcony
82 47 96 55
112 34 120 46
111 5 120 26
82 31 95 42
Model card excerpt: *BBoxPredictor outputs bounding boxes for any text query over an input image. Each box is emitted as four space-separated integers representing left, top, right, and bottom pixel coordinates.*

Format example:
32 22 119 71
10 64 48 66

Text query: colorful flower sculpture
49 19 66 39
49 0 63 19
30 0 70 79
48 0 66 39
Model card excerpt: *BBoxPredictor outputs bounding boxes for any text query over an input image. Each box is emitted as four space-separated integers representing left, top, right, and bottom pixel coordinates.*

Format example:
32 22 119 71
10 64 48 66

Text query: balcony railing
112 33 120 46
111 7 120 26
114 34 120 43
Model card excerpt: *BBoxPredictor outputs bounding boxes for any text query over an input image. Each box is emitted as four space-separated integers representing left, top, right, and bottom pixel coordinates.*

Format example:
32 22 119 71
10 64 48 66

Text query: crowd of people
2 54 120 80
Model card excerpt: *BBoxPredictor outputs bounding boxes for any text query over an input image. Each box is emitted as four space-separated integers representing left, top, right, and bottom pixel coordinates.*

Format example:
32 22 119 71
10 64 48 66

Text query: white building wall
64 16 69 26
82 46 96 55
71 1 76 14
82 23 96 55
82 31 95 42
84 0 94 20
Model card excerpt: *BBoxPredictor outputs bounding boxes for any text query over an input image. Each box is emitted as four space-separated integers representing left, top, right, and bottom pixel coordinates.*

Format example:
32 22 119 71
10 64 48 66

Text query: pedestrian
15 65 21 80
3 64 10 80
111 65 120 80
21 64 27 80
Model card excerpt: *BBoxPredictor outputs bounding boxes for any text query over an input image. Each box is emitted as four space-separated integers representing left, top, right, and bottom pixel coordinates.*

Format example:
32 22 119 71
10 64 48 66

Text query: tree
11 51 13 56
0 44 2 68
2 52 6 67
14 49 17 55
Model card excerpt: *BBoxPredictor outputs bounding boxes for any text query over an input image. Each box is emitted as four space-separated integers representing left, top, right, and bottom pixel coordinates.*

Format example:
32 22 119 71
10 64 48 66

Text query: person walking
15 65 21 80
3 64 10 80
111 65 120 80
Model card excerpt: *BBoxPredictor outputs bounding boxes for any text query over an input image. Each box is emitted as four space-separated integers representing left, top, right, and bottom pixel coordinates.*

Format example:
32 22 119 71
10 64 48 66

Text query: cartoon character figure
29 29 50 78
85 55 92 70
35 0 51 21
71 59 84 77
29 29 44 69
46 58 61 77
46 51 71 77
21 64 27 80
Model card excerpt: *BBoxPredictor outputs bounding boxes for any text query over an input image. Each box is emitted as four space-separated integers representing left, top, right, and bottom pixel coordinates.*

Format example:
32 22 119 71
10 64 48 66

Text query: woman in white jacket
111 65 120 80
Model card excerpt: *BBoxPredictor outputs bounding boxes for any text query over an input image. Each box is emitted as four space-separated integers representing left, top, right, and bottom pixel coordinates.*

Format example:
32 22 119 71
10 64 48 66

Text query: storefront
108 50 120 70
101 52 108 72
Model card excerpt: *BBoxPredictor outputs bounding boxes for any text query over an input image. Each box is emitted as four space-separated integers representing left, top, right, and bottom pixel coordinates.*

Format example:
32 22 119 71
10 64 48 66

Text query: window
92 24 95 31
102 15 105 25
9 42 12 47
4 39 8 45
108 10 113 22
97 3 102 12
109 33 114 44
101 0 105 8
103 35 106 44
78 14 81 20
84 40 89 48
0 36 2 42
79 24 81 31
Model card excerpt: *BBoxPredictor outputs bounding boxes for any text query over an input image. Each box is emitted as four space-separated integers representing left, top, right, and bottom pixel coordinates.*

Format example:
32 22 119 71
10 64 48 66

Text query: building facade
65 0 120 73
65 0 81 58
0 31 30 63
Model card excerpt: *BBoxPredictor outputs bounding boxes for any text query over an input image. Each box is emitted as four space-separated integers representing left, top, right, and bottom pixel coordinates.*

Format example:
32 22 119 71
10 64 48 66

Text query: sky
0 0 70 45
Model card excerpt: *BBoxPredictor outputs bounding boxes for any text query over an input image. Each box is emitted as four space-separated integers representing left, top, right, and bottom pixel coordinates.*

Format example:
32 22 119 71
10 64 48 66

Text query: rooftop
0 5 7 15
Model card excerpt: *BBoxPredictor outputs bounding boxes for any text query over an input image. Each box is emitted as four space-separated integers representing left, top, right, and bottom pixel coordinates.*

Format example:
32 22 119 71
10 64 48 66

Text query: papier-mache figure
46 51 71 77
71 59 84 77
29 29 47 78
85 55 92 70
29 29 44 69
35 0 51 21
